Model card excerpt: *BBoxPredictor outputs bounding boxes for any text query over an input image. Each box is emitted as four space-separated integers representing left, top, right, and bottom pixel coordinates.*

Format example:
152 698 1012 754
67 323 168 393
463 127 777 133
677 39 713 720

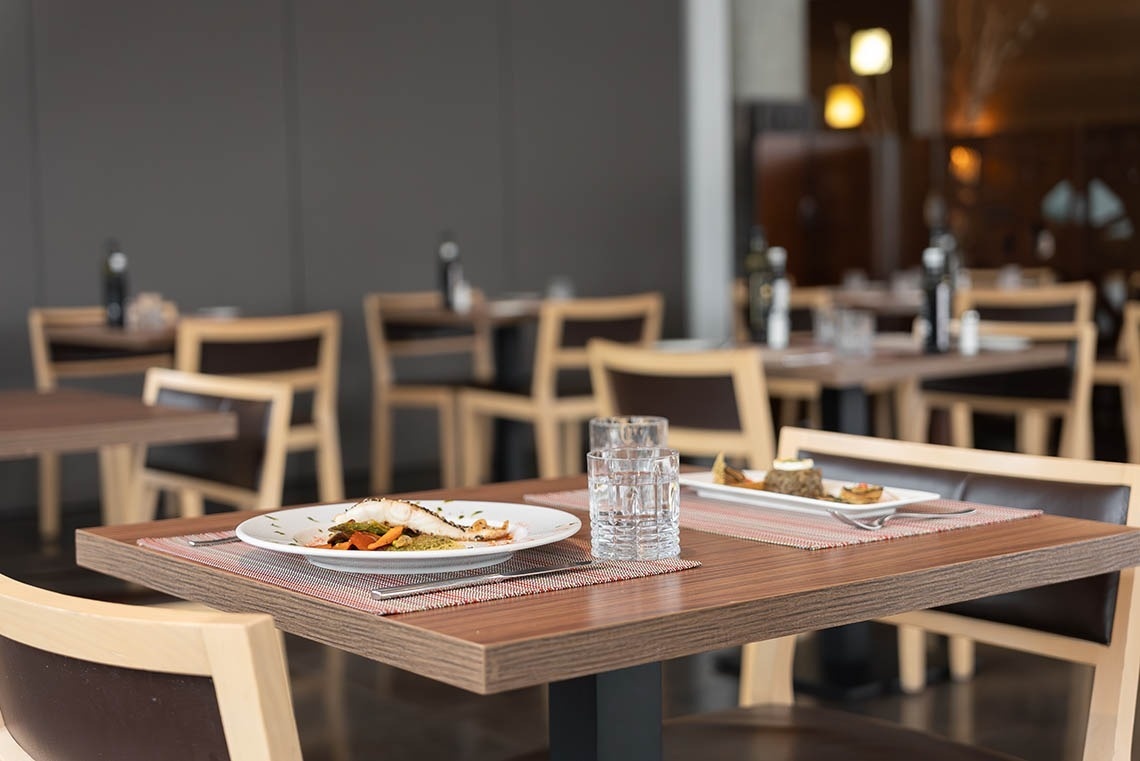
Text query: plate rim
678 470 940 515
235 500 582 568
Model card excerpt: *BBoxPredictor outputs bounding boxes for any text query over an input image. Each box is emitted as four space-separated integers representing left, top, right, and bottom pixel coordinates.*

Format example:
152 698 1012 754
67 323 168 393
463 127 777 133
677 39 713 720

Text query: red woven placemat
524 489 1041 551
137 533 699 615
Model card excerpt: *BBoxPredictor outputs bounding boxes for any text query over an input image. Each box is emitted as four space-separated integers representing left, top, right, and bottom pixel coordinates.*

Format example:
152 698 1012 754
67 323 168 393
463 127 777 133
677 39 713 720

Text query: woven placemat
525 489 1042 551
137 533 699 615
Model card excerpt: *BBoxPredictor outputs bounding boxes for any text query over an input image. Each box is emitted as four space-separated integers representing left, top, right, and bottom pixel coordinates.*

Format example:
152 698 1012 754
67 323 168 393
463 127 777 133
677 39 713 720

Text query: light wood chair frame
918 282 1098 460
588 338 774 469
734 427 1140 761
175 311 344 503
130 368 292 523
961 265 1058 288
363 291 494 494
27 306 174 543
0 572 301 761
459 292 663 484
1094 301 1140 464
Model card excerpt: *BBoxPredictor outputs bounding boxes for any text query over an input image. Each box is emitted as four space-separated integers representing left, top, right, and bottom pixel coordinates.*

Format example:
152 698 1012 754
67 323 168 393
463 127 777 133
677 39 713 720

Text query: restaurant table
763 336 1069 437
0 387 236 525
76 474 1140 761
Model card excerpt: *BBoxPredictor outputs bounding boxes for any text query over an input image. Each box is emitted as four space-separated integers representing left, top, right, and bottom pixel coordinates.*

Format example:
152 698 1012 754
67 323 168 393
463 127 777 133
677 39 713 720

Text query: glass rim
586 446 678 462
589 415 668 426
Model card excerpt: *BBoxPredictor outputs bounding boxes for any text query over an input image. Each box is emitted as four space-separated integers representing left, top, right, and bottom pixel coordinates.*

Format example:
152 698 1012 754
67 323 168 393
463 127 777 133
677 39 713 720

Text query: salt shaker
959 310 980 356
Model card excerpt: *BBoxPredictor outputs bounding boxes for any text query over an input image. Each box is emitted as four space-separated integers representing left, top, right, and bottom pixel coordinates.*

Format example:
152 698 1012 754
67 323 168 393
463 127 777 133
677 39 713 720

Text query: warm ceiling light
824 84 864 129
949 145 982 185
850 28 892 76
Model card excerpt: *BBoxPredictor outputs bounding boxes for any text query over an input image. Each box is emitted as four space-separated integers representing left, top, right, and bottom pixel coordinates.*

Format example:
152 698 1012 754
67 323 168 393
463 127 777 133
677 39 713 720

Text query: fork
827 508 976 531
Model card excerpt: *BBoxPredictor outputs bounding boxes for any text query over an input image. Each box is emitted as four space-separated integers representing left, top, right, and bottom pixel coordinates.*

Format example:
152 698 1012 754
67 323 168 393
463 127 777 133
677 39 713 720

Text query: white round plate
235 500 582 574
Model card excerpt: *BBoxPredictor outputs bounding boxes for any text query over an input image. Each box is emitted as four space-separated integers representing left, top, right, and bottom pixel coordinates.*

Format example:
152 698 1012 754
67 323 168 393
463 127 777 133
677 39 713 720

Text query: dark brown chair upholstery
0 571 301 760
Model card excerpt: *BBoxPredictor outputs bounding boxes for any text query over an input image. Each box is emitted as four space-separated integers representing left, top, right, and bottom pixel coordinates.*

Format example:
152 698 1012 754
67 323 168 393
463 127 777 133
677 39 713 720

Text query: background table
0 388 236 525
76 475 1140 761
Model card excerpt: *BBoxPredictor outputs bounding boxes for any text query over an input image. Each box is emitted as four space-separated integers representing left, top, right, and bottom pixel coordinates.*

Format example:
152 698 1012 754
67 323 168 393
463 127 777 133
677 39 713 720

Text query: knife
371 560 596 600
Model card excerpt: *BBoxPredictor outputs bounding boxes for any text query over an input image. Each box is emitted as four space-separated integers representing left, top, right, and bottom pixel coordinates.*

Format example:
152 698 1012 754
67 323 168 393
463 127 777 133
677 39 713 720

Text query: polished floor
0 469 1131 761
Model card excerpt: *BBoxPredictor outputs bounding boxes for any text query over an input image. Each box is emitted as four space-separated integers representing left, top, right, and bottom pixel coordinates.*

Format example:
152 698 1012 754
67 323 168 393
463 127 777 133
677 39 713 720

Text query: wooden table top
0 388 236 459
382 297 543 328
763 339 1068 388
44 324 176 353
75 475 1140 695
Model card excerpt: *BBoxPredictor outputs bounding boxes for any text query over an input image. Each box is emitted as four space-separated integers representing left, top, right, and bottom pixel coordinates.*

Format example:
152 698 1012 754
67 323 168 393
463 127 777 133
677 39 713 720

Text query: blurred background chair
669 427 1140 761
1094 301 1140 464
27 306 175 543
916 282 1097 459
363 290 493 494
175 311 344 503
459 292 663 484
588 338 774 469
130 368 292 522
0 570 302 760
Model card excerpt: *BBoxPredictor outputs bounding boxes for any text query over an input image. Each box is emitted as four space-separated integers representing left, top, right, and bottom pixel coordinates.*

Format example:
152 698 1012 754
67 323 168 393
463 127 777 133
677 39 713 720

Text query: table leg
820 386 870 435
549 662 663 761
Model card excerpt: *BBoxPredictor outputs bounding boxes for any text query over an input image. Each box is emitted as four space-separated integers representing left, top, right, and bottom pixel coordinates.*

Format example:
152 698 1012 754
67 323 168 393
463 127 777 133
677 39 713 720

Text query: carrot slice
366 525 405 550
348 531 381 550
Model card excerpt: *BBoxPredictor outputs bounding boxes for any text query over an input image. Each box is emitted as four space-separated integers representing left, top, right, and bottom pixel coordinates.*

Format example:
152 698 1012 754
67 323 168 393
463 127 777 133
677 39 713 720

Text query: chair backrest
139 368 292 512
362 290 494 389
532 293 663 399
27 306 173 391
175 311 340 428
754 427 1140 760
0 572 301 761
954 281 1094 323
588 338 774 469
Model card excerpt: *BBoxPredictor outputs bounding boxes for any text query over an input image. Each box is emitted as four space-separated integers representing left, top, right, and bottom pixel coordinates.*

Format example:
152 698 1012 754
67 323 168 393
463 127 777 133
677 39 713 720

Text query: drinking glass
834 308 874 357
587 447 680 560
588 416 668 451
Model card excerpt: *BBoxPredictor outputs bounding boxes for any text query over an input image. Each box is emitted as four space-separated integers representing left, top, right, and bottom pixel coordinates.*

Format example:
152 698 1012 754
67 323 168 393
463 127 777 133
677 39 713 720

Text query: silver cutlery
188 535 240 547
827 508 976 531
371 560 595 600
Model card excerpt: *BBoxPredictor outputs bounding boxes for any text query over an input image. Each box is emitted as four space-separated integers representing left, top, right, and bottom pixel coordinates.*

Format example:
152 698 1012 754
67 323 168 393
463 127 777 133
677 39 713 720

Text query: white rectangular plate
678 470 940 519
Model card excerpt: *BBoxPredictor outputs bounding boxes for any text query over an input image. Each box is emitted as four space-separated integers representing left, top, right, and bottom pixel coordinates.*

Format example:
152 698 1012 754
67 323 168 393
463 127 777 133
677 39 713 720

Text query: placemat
137 533 699 615
524 489 1042 551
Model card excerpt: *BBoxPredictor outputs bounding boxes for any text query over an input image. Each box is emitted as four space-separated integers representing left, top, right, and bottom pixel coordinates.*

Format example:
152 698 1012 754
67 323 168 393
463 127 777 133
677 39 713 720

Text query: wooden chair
458 292 663 484
1093 301 1140 464
669 427 1140 761
588 338 774 469
27 306 175 542
917 282 1097 460
175 311 345 503
129 368 293 522
0 571 301 761
363 291 494 494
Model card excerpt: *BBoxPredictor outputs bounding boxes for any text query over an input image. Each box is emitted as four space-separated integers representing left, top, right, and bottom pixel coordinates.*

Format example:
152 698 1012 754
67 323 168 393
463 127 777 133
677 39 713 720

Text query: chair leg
778 398 799 428
561 420 583 475
1015 409 1048 456
739 635 796 707
37 452 61 543
371 399 394 495
316 418 345 502
806 398 822 429
872 390 894 438
178 489 205 518
949 402 973 448
458 398 485 487
1122 384 1139 464
897 624 928 694
534 416 562 479
438 395 458 489
948 635 975 682
895 380 927 443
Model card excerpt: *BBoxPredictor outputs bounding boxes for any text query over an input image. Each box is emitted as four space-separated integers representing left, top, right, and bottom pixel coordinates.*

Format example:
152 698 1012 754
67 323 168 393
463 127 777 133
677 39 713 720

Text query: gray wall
0 0 684 512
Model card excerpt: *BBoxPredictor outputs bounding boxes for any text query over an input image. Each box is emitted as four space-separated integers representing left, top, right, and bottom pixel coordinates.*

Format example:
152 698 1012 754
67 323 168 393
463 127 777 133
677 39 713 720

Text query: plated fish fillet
333 497 512 541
